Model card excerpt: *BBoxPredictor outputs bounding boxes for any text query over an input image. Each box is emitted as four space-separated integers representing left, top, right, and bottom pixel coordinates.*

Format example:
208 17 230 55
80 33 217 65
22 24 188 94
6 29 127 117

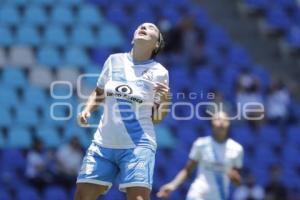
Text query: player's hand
156 183 176 199
154 81 170 101
228 168 241 186
77 111 91 127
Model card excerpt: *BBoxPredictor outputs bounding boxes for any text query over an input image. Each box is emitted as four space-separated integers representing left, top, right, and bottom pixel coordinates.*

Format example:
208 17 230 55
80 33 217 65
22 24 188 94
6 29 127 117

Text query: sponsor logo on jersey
115 85 133 94
106 84 144 103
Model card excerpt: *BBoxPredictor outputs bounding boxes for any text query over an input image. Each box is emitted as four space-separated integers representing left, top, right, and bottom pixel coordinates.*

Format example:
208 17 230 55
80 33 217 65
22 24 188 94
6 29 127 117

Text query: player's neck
131 46 152 62
212 134 227 143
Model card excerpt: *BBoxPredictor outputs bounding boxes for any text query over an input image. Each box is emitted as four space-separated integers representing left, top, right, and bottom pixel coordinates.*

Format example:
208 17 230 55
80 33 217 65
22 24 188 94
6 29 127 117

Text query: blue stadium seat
51 6 74 26
133 7 156 25
23 87 48 108
36 125 61 148
169 67 190 92
219 67 240 98
285 26 300 49
250 167 269 186
58 0 83 6
1 149 26 172
282 168 299 190
43 185 68 200
64 126 90 148
253 145 279 168
7 127 32 149
0 5 20 26
24 5 48 25
4 0 27 6
16 186 40 200
293 8 300 27
155 124 176 148
0 189 11 200
64 46 89 66
257 124 281 147
195 67 217 91
206 25 231 47
105 6 129 28
243 0 270 12
16 107 39 127
286 124 300 145
44 25 68 46
37 46 61 66
264 6 291 32
190 7 210 29
90 48 111 65
0 26 13 46
231 123 256 147
42 102 70 126
71 25 95 47
274 0 297 10
0 132 5 148
282 143 300 167
0 85 19 107
97 23 125 48
252 65 271 92
0 107 12 128
30 0 54 6
161 6 181 26
2 68 27 88
78 5 103 26
16 25 41 46
227 45 252 67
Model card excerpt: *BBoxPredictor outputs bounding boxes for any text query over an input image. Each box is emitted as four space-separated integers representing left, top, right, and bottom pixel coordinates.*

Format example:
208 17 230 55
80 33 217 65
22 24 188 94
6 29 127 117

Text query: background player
157 111 244 200
74 22 169 200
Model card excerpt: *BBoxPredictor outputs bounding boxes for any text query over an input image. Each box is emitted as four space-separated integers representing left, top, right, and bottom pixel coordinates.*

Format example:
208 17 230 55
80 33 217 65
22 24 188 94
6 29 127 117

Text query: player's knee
136 195 146 200
126 188 150 200
74 184 107 200
127 195 149 200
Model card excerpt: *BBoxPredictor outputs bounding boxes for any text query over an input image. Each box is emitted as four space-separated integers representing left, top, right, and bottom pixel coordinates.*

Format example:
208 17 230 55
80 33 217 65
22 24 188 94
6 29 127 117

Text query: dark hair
151 31 165 59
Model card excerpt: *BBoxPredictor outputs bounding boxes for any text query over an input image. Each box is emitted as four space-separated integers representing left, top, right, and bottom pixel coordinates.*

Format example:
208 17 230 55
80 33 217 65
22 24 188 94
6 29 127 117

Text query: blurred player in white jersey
75 22 170 200
157 111 244 200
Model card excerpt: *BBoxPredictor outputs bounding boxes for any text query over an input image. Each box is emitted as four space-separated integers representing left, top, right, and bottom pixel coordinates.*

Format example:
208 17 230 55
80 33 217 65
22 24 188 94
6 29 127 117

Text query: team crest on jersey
142 69 153 81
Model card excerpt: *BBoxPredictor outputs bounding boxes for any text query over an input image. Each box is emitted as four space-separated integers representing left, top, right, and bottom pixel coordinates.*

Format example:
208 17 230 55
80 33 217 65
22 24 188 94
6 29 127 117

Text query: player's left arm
229 146 244 186
152 69 170 124
152 81 170 124
228 167 242 186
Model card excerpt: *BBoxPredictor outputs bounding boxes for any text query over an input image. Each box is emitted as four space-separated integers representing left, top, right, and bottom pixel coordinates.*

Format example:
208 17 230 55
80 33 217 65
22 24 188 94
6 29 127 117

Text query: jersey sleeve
153 67 169 104
96 56 111 89
189 139 201 162
156 69 169 85
233 146 244 168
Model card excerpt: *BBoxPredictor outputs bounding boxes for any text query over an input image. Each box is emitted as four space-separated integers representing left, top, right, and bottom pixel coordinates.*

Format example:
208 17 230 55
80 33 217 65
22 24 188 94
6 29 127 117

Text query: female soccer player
75 23 169 200
157 111 244 200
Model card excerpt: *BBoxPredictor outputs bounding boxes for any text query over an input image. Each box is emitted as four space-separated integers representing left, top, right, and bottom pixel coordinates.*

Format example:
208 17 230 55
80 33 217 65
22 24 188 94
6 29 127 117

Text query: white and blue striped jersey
93 53 169 151
187 136 243 200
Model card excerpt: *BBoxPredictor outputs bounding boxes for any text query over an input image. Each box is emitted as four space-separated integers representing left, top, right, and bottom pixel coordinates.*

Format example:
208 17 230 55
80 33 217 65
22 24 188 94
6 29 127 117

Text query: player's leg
74 183 108 200
117 147 155 200
126 186 150 200
75 143 118 199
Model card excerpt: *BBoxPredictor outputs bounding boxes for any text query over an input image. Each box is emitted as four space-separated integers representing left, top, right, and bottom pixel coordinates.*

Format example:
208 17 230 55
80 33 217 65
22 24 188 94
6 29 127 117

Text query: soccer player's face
212 112 230 136
133 23 160 49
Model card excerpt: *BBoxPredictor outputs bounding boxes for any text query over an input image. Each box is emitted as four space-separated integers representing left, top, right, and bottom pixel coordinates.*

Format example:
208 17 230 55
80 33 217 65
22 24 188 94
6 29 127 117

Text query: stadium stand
0 0 300 199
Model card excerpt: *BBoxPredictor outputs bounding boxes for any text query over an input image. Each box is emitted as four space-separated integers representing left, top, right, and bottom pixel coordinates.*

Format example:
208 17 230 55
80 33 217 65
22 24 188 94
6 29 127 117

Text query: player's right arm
156 159 198 199
77 87 105 126
77 56 111 127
